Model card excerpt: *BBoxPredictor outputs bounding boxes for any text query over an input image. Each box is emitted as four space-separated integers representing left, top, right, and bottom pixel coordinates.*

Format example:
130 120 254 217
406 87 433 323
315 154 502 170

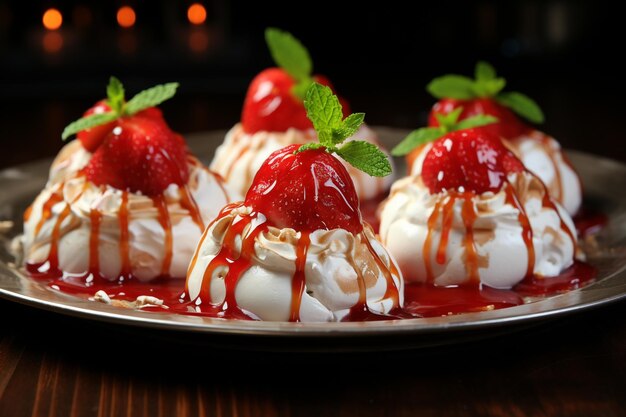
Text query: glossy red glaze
421 129 524 194
245 144 362 234
241 68 349 134
573 208 608 237
403 283 524 317
428 97 532 139
514 260 597 296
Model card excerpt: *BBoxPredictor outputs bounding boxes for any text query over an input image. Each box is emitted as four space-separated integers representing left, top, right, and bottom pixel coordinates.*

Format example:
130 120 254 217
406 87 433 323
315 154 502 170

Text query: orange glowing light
42 8 63 30
117 6 136 28
187 3 206 25
43 32 63 53
189 30 209 52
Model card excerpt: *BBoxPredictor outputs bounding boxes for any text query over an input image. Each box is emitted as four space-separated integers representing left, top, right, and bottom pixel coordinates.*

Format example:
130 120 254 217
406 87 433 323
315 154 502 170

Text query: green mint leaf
304 83 343 146
473 77 506 97
391 127 445 156
475 61 496 81
61 112 118 141
454 114 498 131
124 82 179 116
294 142 326 154
106 76 125 114
434 107 464 128
292 80 312 100
265 27 312 83
426 75 476 99
333 113 365 140
336 141 391 177
496 91 545 124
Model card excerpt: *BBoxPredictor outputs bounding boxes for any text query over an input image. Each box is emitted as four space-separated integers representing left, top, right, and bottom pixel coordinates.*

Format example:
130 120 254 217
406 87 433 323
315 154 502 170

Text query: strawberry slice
241 68 349 134
245 144 362 233
77 101 165 152
422 129 524 194
85 115 189 196
429 98 531 139
76 101 116 152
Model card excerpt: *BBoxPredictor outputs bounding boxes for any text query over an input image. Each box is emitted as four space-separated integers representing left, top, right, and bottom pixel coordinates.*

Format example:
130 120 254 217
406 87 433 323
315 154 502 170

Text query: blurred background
0 0 624 169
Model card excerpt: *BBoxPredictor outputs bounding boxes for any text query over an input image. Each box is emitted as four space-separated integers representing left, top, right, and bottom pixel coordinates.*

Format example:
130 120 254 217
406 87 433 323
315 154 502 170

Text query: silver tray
1 128 625 347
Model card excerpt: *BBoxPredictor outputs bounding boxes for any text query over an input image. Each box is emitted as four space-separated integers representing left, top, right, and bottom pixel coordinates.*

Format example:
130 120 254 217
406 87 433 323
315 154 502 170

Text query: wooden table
1 297 624 417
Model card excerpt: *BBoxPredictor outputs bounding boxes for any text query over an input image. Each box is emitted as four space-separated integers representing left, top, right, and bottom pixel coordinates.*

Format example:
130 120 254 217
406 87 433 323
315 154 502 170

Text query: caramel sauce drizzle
460 193 480 283
179 185 205 231
195 204 259 319
289 231 310 322
423 199 443 283
536 132 564 202
361 232 400 305
152 195 173 276
47 204 72 271
437 196 457 265
504 182 535 277
225 144 251 181
118 191 131 280
34 188 64 236
542 192 577 247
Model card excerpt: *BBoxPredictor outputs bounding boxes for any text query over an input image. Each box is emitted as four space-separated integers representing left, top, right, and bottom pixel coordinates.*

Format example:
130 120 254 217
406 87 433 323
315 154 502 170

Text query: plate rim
1 129 626 339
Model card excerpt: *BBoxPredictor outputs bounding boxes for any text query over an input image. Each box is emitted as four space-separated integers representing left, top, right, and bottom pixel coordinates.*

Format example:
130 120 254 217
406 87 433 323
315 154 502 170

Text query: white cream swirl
22 159 240 281
210 123 394 200
48 140 92 186
379 172 577 289
186 205 403 322
505 131 582 216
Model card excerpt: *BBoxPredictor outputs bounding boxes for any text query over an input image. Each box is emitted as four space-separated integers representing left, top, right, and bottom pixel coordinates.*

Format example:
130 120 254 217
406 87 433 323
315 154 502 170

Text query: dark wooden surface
0 296 624 417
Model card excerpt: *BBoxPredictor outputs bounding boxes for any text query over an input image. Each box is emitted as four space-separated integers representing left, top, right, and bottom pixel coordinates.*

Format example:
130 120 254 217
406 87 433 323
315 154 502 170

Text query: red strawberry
245 144 362 233
241 68 350 134
428 98 531 139
422 129 524 194
77 100 165 152
85 115 189 196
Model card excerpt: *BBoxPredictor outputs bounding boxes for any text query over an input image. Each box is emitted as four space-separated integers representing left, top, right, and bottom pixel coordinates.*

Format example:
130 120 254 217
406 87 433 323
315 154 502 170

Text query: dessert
406 62 582 215
21 78 239 283
210 28 394 207
382 123 580 291
186 83 402 322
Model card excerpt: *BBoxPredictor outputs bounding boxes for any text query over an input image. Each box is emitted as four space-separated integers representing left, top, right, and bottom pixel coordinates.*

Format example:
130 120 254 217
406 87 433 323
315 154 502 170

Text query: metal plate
1 128 625 343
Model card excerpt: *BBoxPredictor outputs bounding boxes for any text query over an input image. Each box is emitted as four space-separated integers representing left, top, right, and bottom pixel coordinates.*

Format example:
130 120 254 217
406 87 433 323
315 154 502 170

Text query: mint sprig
426 61 544 124
295 83 392 178
391 107 498 156
265 28 314 100
61 77 179 140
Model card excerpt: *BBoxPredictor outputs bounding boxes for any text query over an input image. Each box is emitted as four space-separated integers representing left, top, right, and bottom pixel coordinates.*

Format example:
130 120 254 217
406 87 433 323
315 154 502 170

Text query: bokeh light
117 6 136 28
187 4 207 25
43 32 63 53
42 8 63 30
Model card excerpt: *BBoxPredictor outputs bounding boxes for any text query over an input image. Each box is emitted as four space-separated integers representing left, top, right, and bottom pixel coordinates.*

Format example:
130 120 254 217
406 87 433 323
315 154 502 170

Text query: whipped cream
408 131 582 215
379 172 577 289
22 158 240 281
210 123 394 200
186 205 403 322
48 140 92 186
505 131 582 215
